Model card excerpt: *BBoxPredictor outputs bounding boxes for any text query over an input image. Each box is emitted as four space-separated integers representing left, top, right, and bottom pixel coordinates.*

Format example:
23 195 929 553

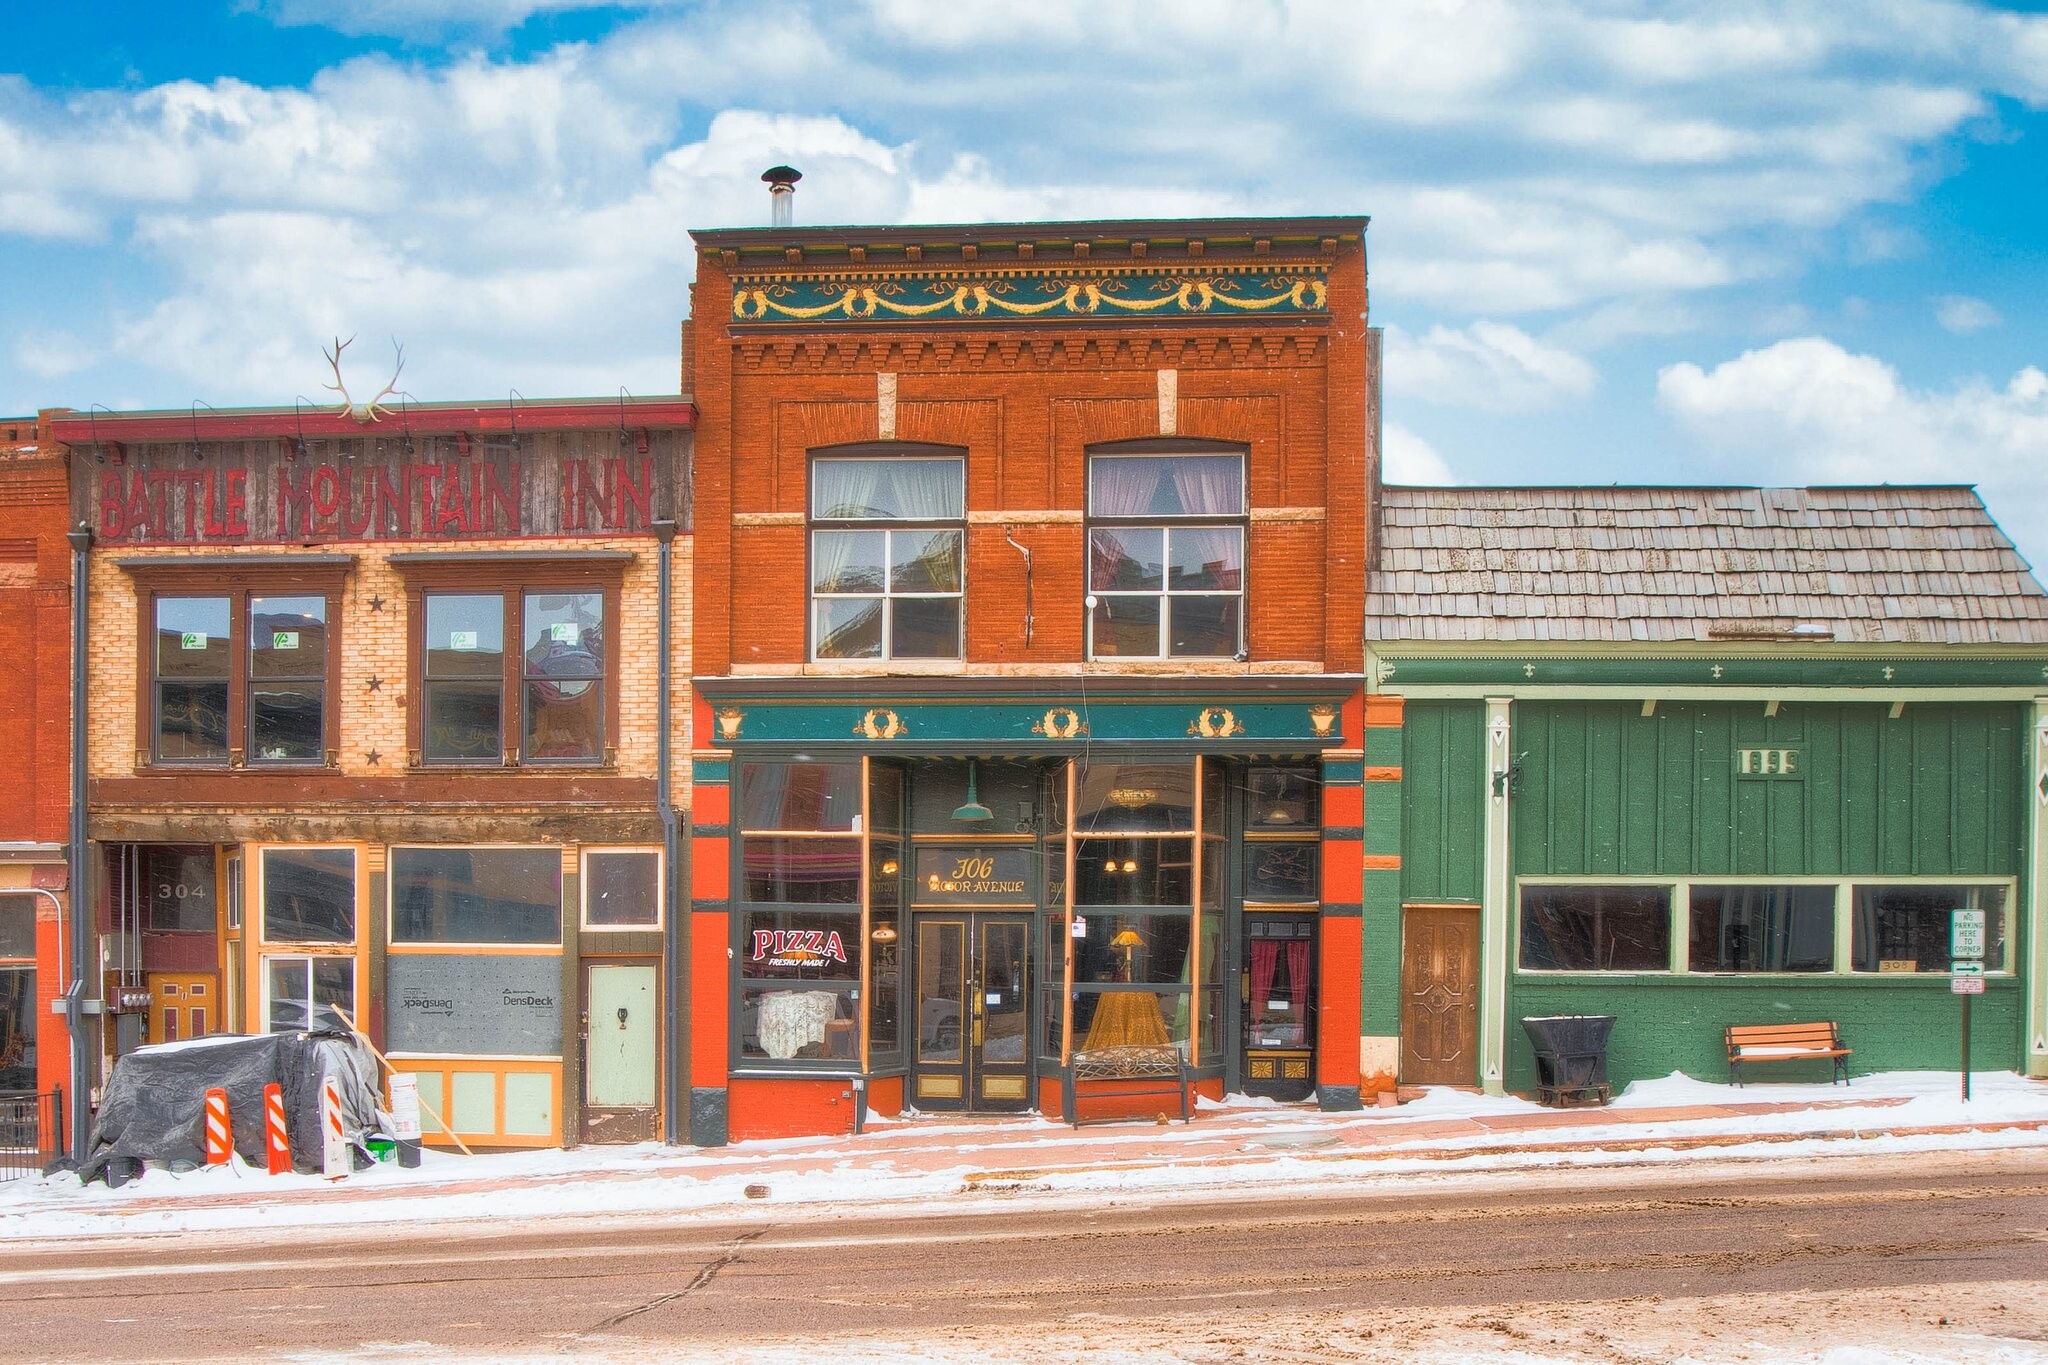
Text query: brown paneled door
1399 905 1479 1085
912 913 1033 1112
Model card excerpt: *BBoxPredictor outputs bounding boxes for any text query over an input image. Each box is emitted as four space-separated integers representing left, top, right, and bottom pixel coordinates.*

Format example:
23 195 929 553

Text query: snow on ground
3 1070 2044 1242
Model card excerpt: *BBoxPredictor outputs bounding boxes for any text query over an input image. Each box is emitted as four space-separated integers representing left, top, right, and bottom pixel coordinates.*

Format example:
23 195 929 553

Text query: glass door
911 911 1033 1112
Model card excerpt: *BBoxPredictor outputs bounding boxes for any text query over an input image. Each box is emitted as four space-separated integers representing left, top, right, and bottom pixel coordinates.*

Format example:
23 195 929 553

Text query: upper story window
1087 448 1245 659
809 448 966 661
131 558 347 768
397 553 624 768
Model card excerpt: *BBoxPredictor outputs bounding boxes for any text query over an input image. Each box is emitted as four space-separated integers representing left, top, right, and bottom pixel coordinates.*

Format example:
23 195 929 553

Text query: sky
3 0 2046 574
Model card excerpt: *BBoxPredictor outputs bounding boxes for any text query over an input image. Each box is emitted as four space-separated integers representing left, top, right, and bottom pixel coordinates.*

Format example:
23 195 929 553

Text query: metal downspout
64 524 92 1160
654 519 686 1145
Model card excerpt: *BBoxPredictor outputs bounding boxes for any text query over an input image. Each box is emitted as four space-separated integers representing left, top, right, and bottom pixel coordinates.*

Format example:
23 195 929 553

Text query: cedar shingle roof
1367 486 2048 645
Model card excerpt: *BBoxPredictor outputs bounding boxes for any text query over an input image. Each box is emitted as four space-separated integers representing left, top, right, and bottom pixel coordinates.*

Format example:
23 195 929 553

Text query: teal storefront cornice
1370 653 2048 690
695 675 1359 751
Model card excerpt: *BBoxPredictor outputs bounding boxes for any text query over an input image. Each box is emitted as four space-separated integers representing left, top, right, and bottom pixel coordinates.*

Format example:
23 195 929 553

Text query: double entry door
911 911 1033 1112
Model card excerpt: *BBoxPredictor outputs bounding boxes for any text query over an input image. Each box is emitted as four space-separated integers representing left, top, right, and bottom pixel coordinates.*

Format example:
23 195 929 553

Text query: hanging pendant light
952 758 995 822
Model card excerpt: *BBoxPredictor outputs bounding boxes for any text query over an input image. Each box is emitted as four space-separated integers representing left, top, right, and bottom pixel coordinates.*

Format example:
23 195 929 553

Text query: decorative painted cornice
1368 652 2048 690
730 265 1329 327
735 331 1326 374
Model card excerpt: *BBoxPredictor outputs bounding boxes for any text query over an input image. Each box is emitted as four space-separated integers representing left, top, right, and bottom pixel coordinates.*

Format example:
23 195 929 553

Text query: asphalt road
5 1148 2046 1362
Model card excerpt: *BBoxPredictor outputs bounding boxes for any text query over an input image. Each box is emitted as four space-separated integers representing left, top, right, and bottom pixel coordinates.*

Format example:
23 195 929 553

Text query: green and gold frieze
730 266 1330 326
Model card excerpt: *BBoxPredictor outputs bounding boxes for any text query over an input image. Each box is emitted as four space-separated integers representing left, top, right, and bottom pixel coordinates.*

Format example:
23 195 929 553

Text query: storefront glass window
249 594 327 762
0 896 33 1091
740 762 861 831
1518 885 1670 971
742 839 863 903
1852 885 2008 973
266 955 354 1033
261 847 357 944
1689 885 1834 973
390 847 562 945
144 846 216 933
583 849 660 929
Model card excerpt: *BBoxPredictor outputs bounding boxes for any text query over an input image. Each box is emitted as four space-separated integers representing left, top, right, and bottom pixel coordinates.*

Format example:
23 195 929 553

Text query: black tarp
81 1031 388 1184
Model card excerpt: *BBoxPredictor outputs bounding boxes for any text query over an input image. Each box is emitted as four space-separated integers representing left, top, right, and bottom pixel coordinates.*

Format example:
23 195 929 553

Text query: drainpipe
64 524 92 1160
653 518 686 1145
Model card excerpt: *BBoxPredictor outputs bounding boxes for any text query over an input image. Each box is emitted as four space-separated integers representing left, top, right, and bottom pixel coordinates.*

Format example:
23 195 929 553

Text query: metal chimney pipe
762 165 801 226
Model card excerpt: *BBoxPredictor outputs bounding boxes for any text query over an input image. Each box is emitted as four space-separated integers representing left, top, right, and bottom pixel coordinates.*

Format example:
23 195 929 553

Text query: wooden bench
1062 1045 1192 1128
1726 1022 1851 1087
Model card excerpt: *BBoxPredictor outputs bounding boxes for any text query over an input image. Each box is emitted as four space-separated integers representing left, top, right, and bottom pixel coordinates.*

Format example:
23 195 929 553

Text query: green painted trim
1324 760 1364 784
1363 729 1402 765
703 695 1343 749
730 264 1330 325
1363 783 1402 858
1374 655 2048 689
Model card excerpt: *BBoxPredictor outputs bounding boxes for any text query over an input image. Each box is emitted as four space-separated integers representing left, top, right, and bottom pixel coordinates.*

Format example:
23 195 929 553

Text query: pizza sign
750 929 849 969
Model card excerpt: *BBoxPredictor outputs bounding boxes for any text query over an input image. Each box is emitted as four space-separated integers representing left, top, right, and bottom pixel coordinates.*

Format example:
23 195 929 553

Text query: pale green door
583 964 658 1141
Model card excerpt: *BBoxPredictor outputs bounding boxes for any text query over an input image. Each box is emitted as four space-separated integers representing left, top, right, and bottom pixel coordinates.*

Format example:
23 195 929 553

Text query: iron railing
0 1089 64 1180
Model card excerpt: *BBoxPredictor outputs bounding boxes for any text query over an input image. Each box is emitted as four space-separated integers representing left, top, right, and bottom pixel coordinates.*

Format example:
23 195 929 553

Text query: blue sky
4 0 2045 573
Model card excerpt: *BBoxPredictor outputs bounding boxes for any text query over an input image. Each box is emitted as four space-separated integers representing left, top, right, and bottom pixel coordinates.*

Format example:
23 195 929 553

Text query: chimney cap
761 165 803 188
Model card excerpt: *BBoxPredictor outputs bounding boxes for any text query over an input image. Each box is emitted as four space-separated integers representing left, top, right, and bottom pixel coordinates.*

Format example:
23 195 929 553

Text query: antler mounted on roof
322 335 405 424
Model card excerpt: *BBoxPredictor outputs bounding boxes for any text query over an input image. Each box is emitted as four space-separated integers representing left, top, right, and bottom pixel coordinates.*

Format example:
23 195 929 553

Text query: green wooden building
1362 485 2048 1095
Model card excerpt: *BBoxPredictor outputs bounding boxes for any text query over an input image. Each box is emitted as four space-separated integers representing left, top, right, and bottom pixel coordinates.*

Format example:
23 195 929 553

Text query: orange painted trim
1342 692 1367 746
692 782 730 827
1364 695 1405 728
1363 766 1402 782
689 911 728 1086
1322 846 1363 904
1318 915 1363 1089
1362 853 1402 870
1322 784 1362 829
729 1075 858 1140
865 1074 905 1118
691 836 729 900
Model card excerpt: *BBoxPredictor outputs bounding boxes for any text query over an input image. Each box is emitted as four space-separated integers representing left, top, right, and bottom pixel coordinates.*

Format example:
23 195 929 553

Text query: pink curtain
1285 940 1309 1009
1250 938 1279 1015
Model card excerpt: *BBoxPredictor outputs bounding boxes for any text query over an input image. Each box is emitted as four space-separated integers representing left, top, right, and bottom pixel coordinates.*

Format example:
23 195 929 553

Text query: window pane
813 530 886 593
1852 885 2008 973
740 762 862 831
812 457 963 520
143 847 216 934
1078 762 1195 832
249 595 327 678
262 847 356 944
585 850 660 927
1072 912 1192 985
742 838 862 903
890 597 960 658
890 529 962 593
1518 885 1669 971
1075 839 1194 907
391 847 562 944
0 895 35 959
1090 595 1159 657
0 967 34 1090
740 908 862 980
425 680 503 761
1689 885 1834 972
155 597 230 678
157 681 229 760
267 957 353 1034
740 986 859 1060
1246 841 1319 901
251 681 324 762
1166 527 1242 590
1168 595 1240 657
1247 766 1321 830
425 594 504 677
1073 987 1190 1050
1089 454 1243 517
311 959 355 1031
1090 527 1164 591
526 680 602 760
869 932 901 1054
816 598 883 658
267 958 308 1033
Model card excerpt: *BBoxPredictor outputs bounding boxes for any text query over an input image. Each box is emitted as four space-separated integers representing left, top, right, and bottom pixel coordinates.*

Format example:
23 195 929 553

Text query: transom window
1087 449 1245 659
809 449 965 661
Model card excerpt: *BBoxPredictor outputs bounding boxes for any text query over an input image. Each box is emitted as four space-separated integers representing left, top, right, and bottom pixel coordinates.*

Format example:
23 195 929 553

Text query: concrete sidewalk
11 1076 2046 1238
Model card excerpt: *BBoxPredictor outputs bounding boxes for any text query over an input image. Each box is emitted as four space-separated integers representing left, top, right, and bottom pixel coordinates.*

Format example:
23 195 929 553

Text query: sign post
1952 910 1987 1102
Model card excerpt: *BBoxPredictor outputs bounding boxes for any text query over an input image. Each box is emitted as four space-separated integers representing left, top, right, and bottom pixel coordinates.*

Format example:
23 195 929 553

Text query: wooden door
581 963 659 1142
1399 905 1479 1084
911 913 1033 1112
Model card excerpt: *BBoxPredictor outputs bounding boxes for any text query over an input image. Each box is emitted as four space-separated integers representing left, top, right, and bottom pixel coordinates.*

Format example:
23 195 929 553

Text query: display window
249 844 363 1036
582 848 662 930
0 896 35 1092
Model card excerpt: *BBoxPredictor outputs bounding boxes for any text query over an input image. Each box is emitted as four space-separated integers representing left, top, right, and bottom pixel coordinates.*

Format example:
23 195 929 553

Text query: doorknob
617 1006 629 1029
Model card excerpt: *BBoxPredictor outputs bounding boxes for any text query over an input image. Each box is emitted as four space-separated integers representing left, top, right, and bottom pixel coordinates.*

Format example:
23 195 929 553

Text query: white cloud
13 329 98 379
1657 337 2048 570
1385 321 1597 412
1934 294 2001 334
1382 422 1457 485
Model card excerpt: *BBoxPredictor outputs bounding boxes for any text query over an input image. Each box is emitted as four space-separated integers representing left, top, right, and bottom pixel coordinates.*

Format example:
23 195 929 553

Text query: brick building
0 414 74 1105
47 395 694 1147
684 215 1381 1141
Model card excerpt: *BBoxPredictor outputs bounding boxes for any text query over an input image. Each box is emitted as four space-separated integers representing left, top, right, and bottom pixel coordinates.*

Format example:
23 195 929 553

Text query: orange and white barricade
202 1087 232 1165
320 1077 347 1179
263 1083 291 1175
